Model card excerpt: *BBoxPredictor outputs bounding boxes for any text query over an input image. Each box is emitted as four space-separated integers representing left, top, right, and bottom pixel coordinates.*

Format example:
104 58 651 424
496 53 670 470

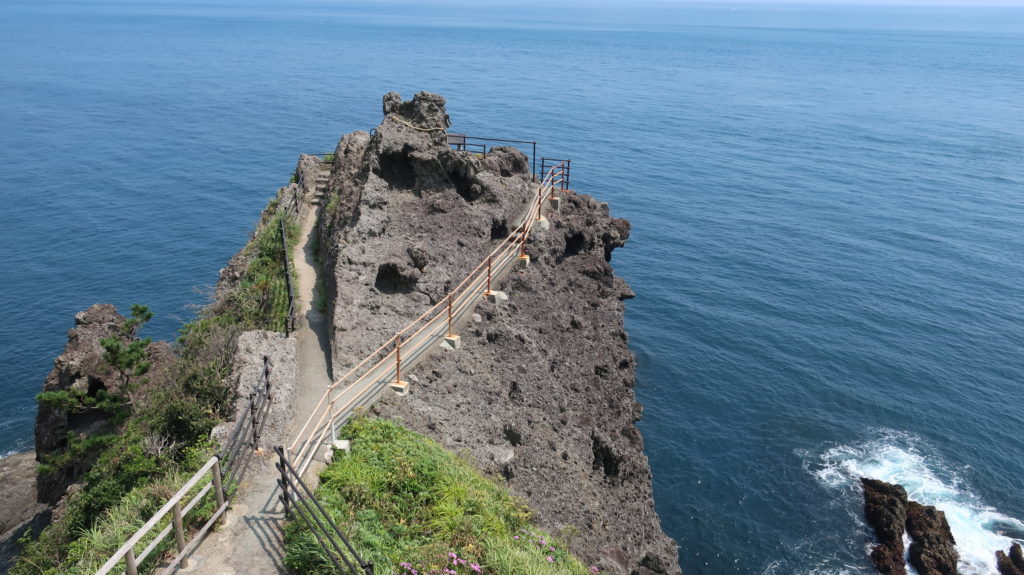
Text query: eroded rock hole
591 433 621 478
503 424 523 446
449 169 480 201
490 218 510 240
379 149 416 189
374 263 417 294
564 231 587 257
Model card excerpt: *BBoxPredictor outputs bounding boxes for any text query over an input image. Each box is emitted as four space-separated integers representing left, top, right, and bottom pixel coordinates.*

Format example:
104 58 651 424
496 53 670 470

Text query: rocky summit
313 91 680 575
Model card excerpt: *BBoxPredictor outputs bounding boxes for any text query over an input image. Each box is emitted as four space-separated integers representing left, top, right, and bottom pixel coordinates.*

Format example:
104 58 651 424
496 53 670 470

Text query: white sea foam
809 431 1024 575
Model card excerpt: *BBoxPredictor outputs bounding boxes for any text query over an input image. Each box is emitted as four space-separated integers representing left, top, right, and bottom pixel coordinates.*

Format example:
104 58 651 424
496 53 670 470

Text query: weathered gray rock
861 478 909 575
906 501 961 575
211 330 296 452
315 92 680 574
0 452 48 572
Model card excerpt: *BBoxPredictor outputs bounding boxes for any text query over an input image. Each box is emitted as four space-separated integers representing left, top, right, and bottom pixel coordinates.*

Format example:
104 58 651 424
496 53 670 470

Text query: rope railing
287 162 566 476
95 358 275 575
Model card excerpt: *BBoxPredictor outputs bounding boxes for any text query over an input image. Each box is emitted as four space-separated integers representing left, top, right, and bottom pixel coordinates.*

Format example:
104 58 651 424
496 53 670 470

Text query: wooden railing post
172 501 188 568
485 256 493 295
125 547 139 575
446 295 454 337
212 458 226 523
395 335 402 385
328 387 337 442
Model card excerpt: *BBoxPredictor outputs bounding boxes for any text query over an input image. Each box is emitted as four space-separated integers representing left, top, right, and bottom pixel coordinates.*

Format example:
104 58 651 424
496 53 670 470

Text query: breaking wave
808 431 1024 575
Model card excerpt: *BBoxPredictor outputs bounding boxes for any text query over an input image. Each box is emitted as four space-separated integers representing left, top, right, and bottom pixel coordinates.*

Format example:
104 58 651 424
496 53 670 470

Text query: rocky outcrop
314 91 679 574
316 91 535 375
0 452 48 572
211 330 296 452
34 304 173 503
905 501 960 575
996 543 1024 575
861 478 909 575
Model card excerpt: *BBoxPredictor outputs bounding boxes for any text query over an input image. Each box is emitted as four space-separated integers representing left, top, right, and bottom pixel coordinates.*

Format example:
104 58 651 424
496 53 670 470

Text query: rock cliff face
316 92 680 575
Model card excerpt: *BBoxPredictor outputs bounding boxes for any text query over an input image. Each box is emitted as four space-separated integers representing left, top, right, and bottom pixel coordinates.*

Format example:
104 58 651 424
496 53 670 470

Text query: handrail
280 216 297 336
288 162 567 475
275 446 374 574
449 134 538 181
96 358 275 575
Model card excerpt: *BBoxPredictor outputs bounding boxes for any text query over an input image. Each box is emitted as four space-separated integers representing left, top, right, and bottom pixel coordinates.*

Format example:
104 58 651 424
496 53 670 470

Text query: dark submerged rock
995 543 1024 575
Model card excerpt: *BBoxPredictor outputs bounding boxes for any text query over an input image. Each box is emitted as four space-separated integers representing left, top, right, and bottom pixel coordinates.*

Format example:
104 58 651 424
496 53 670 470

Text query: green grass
283 418 596 575
13 189 301 575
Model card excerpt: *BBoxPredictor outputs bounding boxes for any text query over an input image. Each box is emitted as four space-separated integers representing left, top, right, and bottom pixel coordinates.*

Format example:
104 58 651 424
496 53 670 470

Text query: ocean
1 2 1021 573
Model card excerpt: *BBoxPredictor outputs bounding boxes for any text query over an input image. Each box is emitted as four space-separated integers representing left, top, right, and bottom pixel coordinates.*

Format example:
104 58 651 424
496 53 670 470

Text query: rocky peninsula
6 91 680 575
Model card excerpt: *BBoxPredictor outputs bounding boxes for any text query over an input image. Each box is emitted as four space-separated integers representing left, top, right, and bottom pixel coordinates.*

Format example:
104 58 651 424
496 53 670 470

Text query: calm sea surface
1 2 1022 573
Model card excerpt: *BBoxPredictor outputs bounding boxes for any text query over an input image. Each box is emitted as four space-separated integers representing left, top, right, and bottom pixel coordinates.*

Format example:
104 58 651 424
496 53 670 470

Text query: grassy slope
285 418 597 575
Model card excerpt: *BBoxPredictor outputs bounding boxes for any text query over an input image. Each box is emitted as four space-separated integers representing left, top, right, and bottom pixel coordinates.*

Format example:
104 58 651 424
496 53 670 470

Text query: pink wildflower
547 555 555 562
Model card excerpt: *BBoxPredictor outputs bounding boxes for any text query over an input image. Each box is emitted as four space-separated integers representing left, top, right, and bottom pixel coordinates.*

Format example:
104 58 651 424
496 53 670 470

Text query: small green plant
322 153 336 164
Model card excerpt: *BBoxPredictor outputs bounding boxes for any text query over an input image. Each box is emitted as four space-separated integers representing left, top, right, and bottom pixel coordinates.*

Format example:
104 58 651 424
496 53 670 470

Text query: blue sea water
1 2 1022 573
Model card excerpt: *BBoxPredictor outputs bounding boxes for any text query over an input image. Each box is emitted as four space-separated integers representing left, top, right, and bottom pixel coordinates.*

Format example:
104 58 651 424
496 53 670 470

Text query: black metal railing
274 446 374 575
447 134 538 181
280 217 297 336
540 157 571 191
219 356 273 488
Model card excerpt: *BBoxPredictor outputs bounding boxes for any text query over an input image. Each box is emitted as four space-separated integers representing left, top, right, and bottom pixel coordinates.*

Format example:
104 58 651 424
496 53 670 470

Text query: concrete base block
485 290 509 304
443 334 462 349
517 254 530 268
333 439 351 453
536 216 550 231
390 380 410 396
549 197 561 211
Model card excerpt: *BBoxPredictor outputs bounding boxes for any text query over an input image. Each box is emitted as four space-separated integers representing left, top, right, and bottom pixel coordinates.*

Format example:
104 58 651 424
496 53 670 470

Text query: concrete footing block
333 439 350 453
443 334 462 349
485 291 509 304
390 380 410 396
517 254 530 268
549 197 561 211
536 217 550 231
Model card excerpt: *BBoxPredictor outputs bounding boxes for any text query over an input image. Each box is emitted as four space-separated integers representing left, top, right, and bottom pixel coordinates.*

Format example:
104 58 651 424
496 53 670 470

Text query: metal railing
274 447 374 575
95 358 275 575
540 157 571 191
280 216 297 337
447 134 538 181
287 161 568 476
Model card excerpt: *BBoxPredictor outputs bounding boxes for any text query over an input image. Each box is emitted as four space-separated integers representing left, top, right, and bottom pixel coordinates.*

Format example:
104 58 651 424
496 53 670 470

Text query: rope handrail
288 162 566 474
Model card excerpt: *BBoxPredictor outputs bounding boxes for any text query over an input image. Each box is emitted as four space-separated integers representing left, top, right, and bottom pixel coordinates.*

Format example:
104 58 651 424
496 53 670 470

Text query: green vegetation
13 192 299 575
322 153 336 164
284 418 595 575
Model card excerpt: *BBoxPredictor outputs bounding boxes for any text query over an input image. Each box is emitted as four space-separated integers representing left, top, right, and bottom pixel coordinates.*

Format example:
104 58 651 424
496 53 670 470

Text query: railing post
213 457 226 522
125 547 139 575
172 501 188 568
250 391 259 449
276 447 290 519
485 256 493 295
395 335 402 385
565 159 571 190
447 295 454 337
328 387 337 442
364 561 375 575
532 142 537 182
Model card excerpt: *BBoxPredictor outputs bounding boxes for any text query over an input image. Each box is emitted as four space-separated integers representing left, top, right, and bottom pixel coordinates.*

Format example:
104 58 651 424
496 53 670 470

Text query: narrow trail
183 209 331 574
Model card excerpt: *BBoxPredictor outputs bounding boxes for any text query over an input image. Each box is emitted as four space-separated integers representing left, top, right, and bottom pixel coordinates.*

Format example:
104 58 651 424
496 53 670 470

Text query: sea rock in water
905 501 961 575
995 543 1024 575
861 478 909 575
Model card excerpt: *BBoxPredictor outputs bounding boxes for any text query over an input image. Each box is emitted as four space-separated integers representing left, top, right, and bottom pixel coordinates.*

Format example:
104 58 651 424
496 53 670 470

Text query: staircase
312 157 332 206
